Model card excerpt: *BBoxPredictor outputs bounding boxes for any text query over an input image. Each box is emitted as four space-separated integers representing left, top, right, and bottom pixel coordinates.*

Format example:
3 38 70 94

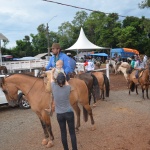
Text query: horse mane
6 73 44 79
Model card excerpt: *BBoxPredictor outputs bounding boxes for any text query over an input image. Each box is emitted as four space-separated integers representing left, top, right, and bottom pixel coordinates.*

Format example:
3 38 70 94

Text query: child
53 60 65 80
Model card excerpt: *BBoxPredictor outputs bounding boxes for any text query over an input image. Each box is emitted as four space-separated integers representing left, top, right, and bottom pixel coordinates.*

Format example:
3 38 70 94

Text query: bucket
34 69 39 77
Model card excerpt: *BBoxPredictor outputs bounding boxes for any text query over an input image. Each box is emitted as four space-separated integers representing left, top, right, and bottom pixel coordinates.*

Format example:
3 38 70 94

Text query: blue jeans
57 112 77 150
135 70 139 78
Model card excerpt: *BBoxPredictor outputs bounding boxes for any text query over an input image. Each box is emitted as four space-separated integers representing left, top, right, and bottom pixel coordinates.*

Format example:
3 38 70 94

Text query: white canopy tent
0 33 9 65
66 27 109 52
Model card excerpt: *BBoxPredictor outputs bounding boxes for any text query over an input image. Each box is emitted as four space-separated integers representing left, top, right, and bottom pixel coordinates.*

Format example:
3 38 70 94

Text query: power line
42 0 127 18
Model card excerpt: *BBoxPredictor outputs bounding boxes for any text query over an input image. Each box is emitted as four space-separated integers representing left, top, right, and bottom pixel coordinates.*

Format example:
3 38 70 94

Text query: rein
25 78 39 96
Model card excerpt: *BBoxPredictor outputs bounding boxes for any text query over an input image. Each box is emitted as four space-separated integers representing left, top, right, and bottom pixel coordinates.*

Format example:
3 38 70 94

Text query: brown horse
128 63 150 99
0 65 8 74
74 72 100 106
92 72 110 100
0 73 95 148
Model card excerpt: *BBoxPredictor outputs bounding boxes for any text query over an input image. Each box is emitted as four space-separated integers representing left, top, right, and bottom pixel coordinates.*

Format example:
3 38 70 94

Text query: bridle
3 78 39 100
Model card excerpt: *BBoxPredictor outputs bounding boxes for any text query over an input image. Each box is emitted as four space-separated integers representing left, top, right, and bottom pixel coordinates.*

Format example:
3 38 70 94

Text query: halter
3 77 39 100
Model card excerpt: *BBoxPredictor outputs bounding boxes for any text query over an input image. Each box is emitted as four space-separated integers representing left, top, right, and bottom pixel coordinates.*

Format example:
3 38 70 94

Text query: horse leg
146 87 149 99
91 92 96 107
83 104 95 130
102 88 105 100
45 123 54 148
129 83 131 95
40 119 49 145
142 88 145 99
136 85 138 95
89 93 92 105
39 112 54 148
72 102 81 131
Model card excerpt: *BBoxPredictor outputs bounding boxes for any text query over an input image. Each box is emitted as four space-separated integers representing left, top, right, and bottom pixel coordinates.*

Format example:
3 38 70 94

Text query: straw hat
51 43 61 49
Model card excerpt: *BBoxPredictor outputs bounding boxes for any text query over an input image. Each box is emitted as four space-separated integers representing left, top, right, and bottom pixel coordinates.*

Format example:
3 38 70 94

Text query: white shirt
134 60 145 69
85 61 95 71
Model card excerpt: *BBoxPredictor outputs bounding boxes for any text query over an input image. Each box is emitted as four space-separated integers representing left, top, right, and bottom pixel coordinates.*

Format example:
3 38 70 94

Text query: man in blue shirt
45 43 72 80
67 53 76 73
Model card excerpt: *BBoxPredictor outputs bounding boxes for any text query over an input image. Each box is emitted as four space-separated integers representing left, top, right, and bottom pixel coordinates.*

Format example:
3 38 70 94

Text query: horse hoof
46 141 54 148
92 103 96 107
91 125 96 131
42 139 48 145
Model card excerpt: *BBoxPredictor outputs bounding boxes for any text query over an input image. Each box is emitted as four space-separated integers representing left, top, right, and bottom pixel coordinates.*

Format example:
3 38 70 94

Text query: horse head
1 77 18 107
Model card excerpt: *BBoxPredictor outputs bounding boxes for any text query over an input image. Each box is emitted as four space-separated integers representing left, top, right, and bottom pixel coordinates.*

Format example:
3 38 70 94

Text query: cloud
0 0 149 48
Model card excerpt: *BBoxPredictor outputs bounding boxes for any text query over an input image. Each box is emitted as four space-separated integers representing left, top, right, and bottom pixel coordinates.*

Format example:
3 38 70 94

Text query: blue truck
110 48 139 59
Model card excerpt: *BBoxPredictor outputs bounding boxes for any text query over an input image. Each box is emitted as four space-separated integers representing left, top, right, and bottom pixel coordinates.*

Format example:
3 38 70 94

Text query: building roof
0 33 8 41
34 53 48 58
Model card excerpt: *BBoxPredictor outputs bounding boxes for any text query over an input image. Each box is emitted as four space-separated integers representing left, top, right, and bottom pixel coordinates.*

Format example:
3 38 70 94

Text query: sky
0 0 149 49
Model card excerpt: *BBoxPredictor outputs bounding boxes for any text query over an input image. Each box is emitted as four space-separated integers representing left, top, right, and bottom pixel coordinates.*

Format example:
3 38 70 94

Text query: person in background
130 55 136 69
67 53 76 74
50 69 78 150
134 55 147 82
45 43 72 80
84 56 95 72
143 54 148 64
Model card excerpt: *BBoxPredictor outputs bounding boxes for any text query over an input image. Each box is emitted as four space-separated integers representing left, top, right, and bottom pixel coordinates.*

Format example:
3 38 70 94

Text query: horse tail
91 74 100 100
130 82 135 92
103 74 110 97
83 106 88 122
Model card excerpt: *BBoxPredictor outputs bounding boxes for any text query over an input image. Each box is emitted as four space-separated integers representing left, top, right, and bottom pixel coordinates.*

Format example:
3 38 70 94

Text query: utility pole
46 23 50 56
46 15 57 57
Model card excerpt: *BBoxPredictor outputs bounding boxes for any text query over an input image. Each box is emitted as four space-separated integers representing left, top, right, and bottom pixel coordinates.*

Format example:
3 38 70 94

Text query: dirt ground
1 73 150 150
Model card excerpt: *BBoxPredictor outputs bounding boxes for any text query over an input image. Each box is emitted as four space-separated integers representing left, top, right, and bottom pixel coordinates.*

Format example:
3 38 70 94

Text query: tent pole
0 40 2 66
77 49 79 61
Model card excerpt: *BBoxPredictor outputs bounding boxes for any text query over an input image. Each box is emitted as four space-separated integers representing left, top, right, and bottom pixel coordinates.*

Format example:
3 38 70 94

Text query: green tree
96 13 121 48
58 22 74 49
30 24 47 55
139 0 150 8
72 11 88 28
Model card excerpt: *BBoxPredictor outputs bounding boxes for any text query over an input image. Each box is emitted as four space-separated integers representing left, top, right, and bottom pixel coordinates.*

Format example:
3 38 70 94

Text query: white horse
116 62 131 86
